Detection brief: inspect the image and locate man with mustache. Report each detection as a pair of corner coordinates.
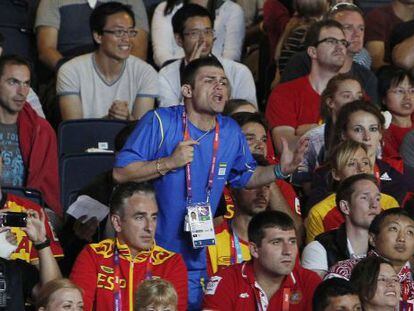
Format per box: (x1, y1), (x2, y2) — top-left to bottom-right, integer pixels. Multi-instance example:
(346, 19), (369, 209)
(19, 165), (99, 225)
(266, 19), (347, 152)
(203, 210), (321, 310)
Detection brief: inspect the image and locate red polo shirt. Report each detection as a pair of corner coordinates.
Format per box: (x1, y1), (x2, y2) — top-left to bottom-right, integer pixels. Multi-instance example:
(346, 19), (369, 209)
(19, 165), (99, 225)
(203, 261), (321, 311)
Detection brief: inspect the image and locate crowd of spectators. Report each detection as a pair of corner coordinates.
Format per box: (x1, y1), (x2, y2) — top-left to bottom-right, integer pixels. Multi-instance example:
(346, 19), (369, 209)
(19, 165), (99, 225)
(1, 0), (414, 310)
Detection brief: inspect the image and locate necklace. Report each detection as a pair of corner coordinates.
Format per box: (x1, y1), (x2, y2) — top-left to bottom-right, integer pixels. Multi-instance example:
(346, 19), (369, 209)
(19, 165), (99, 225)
(195, 128), (213, 142)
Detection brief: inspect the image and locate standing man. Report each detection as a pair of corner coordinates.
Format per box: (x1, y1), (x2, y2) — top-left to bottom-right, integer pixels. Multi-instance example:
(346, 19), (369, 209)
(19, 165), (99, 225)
(0, 55), (60, 216)
(266, 19), (347, 151)
(57, 2), (158, 121)
(70, 182), (188, 311)
(302, 174), (382, 277)
(158, 4), (257, 108)
(203, 211), (321, 310)
(113, 56), (307, 309)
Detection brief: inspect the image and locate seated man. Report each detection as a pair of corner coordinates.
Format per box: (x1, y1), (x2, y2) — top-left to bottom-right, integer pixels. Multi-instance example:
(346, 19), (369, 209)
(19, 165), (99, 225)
(35, 0), (148, 71)
(70, 182), (188, 311)
(158, 4), (257, 108)
(302, 174), (382, 277)
(207, 156), (273, 275)
(266, 20), (346, 151)
(327, 208), (414, 302)
(0, 55), (60, 215)
(0, 209), (62, 309)
(203, 210), (321, 310)
(313, 278), (361, 311)
(57, 2), (158, 121)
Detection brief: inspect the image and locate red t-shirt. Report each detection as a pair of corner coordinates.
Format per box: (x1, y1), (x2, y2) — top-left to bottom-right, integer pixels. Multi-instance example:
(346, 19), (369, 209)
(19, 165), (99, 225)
(266, 76), (321, 129)
(383, 123), (413, 159)
(203, 261), (321, 311)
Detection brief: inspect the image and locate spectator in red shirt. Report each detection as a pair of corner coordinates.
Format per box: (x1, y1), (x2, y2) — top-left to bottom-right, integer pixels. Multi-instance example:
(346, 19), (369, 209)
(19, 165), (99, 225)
(377, 66), (414, 160)
(203, 210), (321, 310)
(266, 19), (347, 152)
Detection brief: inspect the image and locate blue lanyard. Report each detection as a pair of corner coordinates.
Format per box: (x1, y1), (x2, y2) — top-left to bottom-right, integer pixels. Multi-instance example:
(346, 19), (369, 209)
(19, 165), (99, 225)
(230, 220), (243, 264)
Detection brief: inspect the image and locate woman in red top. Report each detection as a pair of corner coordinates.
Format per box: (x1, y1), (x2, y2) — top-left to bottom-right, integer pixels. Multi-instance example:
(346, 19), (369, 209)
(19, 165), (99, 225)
(377, 66), (414, 160)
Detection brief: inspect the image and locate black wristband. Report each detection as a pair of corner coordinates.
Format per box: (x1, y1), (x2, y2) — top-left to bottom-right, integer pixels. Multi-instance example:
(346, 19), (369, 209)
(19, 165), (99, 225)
(34, 238), (50, 251)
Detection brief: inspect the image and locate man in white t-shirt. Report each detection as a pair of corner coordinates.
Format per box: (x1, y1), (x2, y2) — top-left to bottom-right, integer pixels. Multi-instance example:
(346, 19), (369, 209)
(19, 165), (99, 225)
(301, 174), (382, 277)
(158, 4), (257, 108)
(57, 2), (158, 121)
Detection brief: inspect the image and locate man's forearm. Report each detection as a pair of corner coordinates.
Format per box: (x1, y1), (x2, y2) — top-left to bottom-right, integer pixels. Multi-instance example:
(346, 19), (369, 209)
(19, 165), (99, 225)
(246, 165), (277, 188)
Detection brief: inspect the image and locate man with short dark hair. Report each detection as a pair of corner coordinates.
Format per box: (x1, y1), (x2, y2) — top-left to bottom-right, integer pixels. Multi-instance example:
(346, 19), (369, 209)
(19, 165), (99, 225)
(158, 4), (257, 108)
(313, 278), (361, 311)
(70, 182), (188, 311)
(302, 174), (382, 277)
(266, 19), (347, 152)
(57, 2), (158, 121)
(113, 56), (307, 309)
(203, 210), (321, 310)
(0, 55), (60, 216)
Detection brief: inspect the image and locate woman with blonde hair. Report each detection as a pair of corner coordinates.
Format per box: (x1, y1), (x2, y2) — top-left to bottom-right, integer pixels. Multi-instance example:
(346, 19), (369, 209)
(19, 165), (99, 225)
(36, 278), (83, 311)
(135, 279), (178, 311)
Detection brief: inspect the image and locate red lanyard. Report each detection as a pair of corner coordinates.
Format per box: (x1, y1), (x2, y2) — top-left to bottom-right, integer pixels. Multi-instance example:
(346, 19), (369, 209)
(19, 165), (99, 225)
(113, 242), (153, 310)
(182, 111), (220, 204)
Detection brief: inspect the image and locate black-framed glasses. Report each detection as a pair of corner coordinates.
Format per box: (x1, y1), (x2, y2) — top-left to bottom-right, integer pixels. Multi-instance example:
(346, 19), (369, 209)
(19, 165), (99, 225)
(102, 29), (138, 38)
(315, 37), (349, 48)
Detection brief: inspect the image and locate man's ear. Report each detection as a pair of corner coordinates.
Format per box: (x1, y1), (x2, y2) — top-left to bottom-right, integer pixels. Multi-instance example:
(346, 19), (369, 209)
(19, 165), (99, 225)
(338, 199), (351, 216)
(249, 242), (259, 259)
(181, 84), (193, 99)
(307, 46), (317, 59)
(111, 214), (122, 233)
(93, 31), (102, 45)
(175, 33), (183, 48)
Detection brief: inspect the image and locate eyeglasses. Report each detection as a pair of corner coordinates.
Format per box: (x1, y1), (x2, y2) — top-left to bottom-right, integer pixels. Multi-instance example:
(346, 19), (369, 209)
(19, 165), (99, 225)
(315, 37), (350, 48)
(389, 88), (414, 96)
(102, 29), (138, 38)
(183, 28), (215, 39)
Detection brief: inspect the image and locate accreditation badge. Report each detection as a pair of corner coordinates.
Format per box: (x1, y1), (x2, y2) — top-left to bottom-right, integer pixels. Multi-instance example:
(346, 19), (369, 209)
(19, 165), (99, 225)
(186, 202), (216, 249)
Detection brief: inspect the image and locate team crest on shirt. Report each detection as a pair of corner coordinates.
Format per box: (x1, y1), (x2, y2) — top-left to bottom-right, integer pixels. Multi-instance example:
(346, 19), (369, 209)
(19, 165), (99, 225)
(289, 291), (302, 304)
(205, 276), (222, 295)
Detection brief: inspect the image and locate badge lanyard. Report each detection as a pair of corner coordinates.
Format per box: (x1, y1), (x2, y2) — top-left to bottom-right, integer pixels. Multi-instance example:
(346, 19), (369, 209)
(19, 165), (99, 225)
(113, 243), (153, 310)
(182, 111), (220, 204)
(229, 221), (243, 264)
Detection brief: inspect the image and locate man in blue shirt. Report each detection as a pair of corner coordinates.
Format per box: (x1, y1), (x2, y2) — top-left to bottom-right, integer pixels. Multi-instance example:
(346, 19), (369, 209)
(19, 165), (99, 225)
(113, 56), (307, 309)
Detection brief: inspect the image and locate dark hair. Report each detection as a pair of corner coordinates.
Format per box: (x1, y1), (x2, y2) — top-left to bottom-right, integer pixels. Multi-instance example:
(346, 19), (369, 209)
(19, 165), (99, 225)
(115, 121), (137, 152)
(0, 32), (4, 47)
(248, 211), (295, 246)
(350, 256), (391, 305)
(90, 2), (135, 35)
(231, 112), (269, 132)
(313, 278), (359, 311)
(369, 208), (413, 236)
(305, 19), (344, 47)
(172, 3), (214, 36)
(377, 65), (414, 107)
(223, 99), (256, 116)
(110, 182), (155, 216)
(320, 73), (361, 120)
(335, 173), (378, 208)
(0, 54), (31, 79)
(328, 2), (363, 19)
(330, 99), (384, 153)
(181, 56), (224, 87)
